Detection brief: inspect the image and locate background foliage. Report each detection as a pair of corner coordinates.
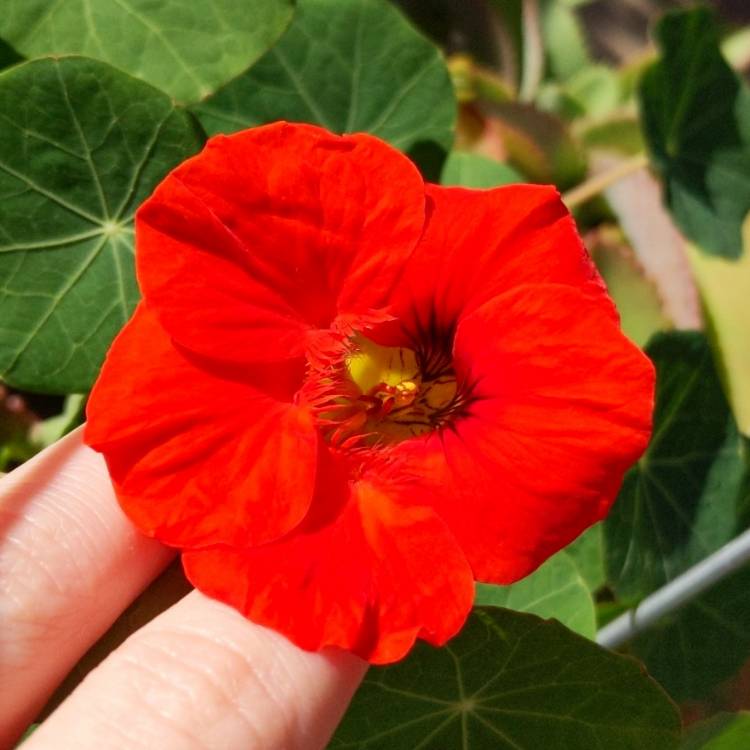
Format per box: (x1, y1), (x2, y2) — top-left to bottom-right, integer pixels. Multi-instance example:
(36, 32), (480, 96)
(1, 0), (749, 747)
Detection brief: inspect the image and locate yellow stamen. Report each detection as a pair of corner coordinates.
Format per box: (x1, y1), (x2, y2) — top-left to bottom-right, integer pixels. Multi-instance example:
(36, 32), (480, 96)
(346, 335), (421, 392)
(344, 334), (459, 442)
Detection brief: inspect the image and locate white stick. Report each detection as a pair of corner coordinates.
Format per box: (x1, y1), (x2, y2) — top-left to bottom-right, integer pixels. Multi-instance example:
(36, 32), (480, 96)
(596, 526), (750, 649)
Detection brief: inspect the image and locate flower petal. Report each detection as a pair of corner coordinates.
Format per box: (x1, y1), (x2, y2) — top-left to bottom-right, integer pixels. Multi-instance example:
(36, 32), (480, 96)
(183, 476), (474, 664)
(398, 284), (654, 583)
(137, 122), (427, 363)
(391, 183), (613, 334)
(85, 305), (318, 548)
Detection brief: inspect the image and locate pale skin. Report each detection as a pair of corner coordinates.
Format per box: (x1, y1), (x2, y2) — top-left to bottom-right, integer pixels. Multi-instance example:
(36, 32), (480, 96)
(0, 429), (367, 750)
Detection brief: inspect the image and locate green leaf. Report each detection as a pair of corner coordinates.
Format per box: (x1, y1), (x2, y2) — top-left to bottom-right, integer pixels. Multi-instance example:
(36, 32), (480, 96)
(564, 524), (606, 593)
(604, 331), (750, 701)
(605, 332), (748, 599)
(596, 600), (635, 630)
(15, 723), (39, 746)
(0, 388), (36, 472)
(640, 8), (750, 259)
(631, 563), (750, 702)
(590, 237), (670, 348)
(686, 216), (750, 437)
(535, 82), (587, 121)
(564, 64), (623, 118)
(194, 0), (456, 152)
(682, 712), (750, 750)
(475, 552), (596, 638)
(30, 394), (86, 447)
(440, 152), (521, 188)
(0, 57), (203, 393)
(330, 608), (681, 750)
(722, 28), (750, 72)
(0, 0), (293, 104)
(0, 37), (22, 70)
(580, 117), (644, 156)
(541, 0), (590, 82)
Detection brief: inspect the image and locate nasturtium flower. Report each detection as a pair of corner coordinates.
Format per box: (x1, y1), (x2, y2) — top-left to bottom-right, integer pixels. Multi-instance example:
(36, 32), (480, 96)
(85, 122), (654, 664)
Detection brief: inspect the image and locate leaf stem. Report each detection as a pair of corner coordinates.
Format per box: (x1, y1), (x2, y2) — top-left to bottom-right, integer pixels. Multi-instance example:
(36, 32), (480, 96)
(563, 152), (650, 210)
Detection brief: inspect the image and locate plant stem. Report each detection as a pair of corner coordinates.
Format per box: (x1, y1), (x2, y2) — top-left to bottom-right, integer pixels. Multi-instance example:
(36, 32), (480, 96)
(563, 152), (650, 210)
(519, 0), (544, 102)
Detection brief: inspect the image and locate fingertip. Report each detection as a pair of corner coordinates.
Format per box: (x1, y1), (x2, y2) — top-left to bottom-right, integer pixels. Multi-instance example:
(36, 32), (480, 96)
(27, 591), (367, 750)
(0, 428), (172, 746)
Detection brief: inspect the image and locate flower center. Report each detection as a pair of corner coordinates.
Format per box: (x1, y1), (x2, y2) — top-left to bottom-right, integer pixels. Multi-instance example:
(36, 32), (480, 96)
(346, 335), (459, 442)
(302, 330), (463, 448)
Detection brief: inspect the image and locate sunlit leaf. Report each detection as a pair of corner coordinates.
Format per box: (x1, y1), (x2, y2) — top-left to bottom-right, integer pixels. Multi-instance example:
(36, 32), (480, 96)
(682, 712), (750, 750)
(565, 524), (606, 593)
(564, 64), (623, 118)
(0, 0), (293, 103)
(0, 57), (203, 393)
(589, 233), (670, 348)
(640, 8), (750, 259)
(685, 212), (750, 437)
(541, 0), (590, 82)
(475, 552), (595, 638)
(722, 28), (750, 73)
(30, 394), (86, 447)
(194, 0), (456, 152)
(440, 151), (521, 188)
(330, 608), (680, 749)
(580, 117), (644, 156)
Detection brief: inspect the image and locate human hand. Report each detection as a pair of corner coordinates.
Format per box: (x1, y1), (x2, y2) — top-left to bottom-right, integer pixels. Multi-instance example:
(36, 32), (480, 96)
(0, 429), (366, 749)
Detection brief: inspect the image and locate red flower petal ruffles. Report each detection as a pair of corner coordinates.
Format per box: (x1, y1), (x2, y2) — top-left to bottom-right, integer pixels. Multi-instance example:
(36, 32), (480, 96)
(183, 479), (474, 664)
(85, 122), (654, 663)
(86, 305), (318, 547)
(136, 122), (426, 364)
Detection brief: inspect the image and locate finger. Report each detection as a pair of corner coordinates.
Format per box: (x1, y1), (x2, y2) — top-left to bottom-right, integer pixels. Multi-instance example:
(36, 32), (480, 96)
(0, 428), (173, 746)
(26, 590), (367, 750)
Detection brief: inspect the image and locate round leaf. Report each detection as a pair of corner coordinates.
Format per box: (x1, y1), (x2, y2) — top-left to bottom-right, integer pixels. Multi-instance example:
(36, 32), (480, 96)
(564, 524), (606, 593)
(330, 607), (681, 749)
(0, 57), (203, 393)
(194, 0), (456, 152)
(0, 0), (294, 103)
(640, 8), (750, 259)
(631, 564), (750, 702)
(686, 213), (750, 438)
(604, 331), (750, 701)
(440, 152), (522, 188)
(605, 332), (748, 599)
(475, 552), (596, 638)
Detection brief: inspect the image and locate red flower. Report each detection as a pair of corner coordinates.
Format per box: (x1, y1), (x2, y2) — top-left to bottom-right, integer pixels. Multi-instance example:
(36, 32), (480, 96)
(85, 122), (654, 664)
